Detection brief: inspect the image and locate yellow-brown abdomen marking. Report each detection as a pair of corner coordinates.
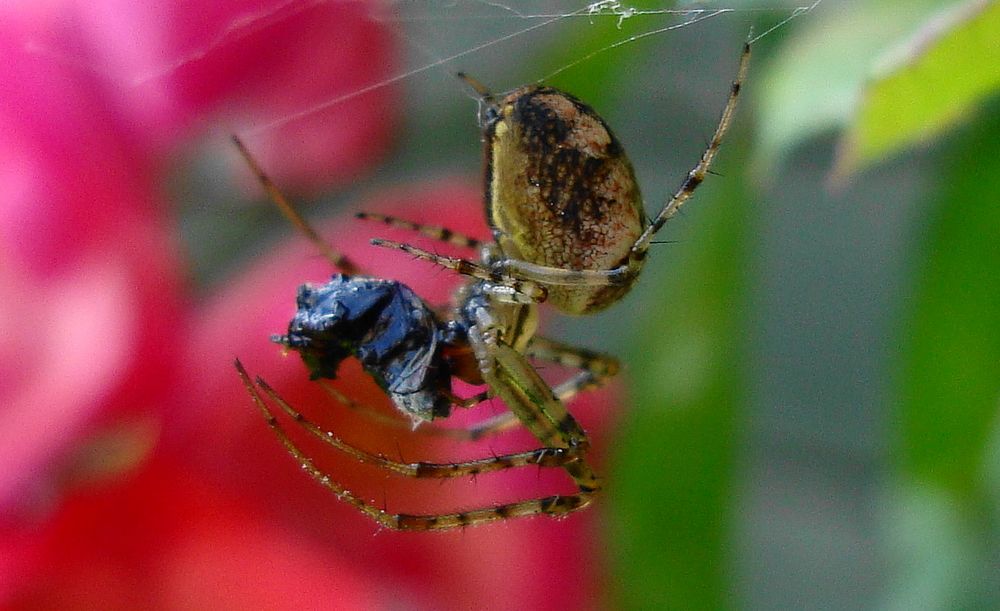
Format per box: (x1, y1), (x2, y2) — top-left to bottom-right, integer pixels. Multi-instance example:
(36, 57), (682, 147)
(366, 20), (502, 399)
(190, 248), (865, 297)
(485, 86), (645, 314)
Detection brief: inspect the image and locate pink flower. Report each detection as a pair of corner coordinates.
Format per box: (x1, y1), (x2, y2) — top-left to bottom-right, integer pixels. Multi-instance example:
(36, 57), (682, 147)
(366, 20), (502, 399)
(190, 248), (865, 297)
(0, 10), (185, 517)
(30, 0), (398, 188)
(1, 0), (397, 515)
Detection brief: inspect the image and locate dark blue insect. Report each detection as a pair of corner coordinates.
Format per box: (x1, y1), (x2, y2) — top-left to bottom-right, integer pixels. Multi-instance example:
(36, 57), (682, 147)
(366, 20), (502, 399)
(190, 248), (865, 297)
(273, 274), (476, 423)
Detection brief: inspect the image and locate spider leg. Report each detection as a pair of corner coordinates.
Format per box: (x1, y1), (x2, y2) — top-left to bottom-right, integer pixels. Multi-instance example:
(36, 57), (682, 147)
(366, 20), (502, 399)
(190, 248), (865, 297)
(481, 41), (751, 290)
(628, 41), (750, 265)
(370, 238), (546, 304)
(468, 322), (603, 499)
(238, 361), (581, 475)
(231, 135), (361, 275)
(355, 212), (485, 250)
(236, 359), (593, 530)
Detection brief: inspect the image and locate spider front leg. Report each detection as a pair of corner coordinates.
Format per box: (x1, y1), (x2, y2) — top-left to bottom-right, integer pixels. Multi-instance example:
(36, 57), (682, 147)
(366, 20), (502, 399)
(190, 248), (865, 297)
(627, 40), (750, 264)
(369, 238), (548, 305)
(355, 212), (486, 250)
(238, 361), (581, 476)
(232, 135), (362, 275)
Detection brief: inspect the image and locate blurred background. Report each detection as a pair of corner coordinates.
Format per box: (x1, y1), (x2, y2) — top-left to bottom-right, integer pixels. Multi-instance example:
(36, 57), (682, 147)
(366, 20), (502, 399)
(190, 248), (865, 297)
(3, 0), (999, 609)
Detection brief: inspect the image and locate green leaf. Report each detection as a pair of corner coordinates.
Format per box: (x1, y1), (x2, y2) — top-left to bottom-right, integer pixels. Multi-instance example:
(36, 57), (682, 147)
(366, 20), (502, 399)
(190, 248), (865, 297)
(887, 80), (1000, 611)
(754, 0), (946, 176)
(835, 0), (1000, 177)
(609, 142), (749, 609)
(896, 103), (1000, 499)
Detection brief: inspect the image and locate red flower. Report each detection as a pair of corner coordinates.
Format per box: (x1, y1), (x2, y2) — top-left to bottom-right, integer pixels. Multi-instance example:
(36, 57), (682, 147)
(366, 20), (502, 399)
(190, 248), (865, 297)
(41, 0), (398, 187)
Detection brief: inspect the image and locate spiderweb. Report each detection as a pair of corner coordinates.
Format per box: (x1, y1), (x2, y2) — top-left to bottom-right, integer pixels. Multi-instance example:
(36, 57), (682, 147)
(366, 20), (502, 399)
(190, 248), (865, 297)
(147, 0), (821, 286)
(239, 0), (822, 137)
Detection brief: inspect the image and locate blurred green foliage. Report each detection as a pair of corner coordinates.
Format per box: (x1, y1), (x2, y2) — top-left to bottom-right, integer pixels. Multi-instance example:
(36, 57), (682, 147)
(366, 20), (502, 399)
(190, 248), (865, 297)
(605, 0), (1000, 608)
(888, 88), (1000, 611)
(610, 140), (750, 609)
(837, 0), (1000, 177)
(753, 0), (945, 176)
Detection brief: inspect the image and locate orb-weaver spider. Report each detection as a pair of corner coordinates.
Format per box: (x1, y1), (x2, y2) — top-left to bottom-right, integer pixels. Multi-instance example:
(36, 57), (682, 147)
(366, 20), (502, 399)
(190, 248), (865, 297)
(234, 41), (749, 531)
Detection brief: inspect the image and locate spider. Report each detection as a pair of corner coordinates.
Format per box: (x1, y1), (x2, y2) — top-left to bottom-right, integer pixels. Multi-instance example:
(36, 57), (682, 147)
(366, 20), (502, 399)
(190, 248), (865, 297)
(234, 41), (750, 531)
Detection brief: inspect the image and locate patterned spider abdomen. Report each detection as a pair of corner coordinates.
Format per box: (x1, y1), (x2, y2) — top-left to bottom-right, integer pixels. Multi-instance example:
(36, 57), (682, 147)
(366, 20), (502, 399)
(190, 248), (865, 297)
(273, 274), (453, 422)
(484, 85), (646, 314)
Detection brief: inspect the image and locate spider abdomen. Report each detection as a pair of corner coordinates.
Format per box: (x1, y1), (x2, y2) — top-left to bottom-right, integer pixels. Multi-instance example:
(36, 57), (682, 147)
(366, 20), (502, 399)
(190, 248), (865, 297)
(485, 86), (646, 314)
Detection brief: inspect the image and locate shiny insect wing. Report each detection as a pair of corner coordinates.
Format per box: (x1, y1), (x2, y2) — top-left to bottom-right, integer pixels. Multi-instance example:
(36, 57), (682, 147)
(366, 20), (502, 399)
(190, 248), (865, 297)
(484, 85), (646, 314)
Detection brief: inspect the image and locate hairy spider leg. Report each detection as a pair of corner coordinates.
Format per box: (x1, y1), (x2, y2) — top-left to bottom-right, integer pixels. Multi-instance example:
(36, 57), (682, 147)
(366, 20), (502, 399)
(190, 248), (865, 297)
(355, 212), (486, 250)
(630, 41), (751, 261)
(369, 238), (546, 304)
(372, 42), (751, 299)
(238, 360), (583, 476)
(231, 135), (361, 275)
(234, 136), (489, 273)
(236, 359), (590, 530)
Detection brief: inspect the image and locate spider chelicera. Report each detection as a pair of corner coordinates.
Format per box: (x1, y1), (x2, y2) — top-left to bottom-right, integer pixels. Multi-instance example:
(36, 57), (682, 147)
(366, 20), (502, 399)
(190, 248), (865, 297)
(234, 41), (750, 531)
